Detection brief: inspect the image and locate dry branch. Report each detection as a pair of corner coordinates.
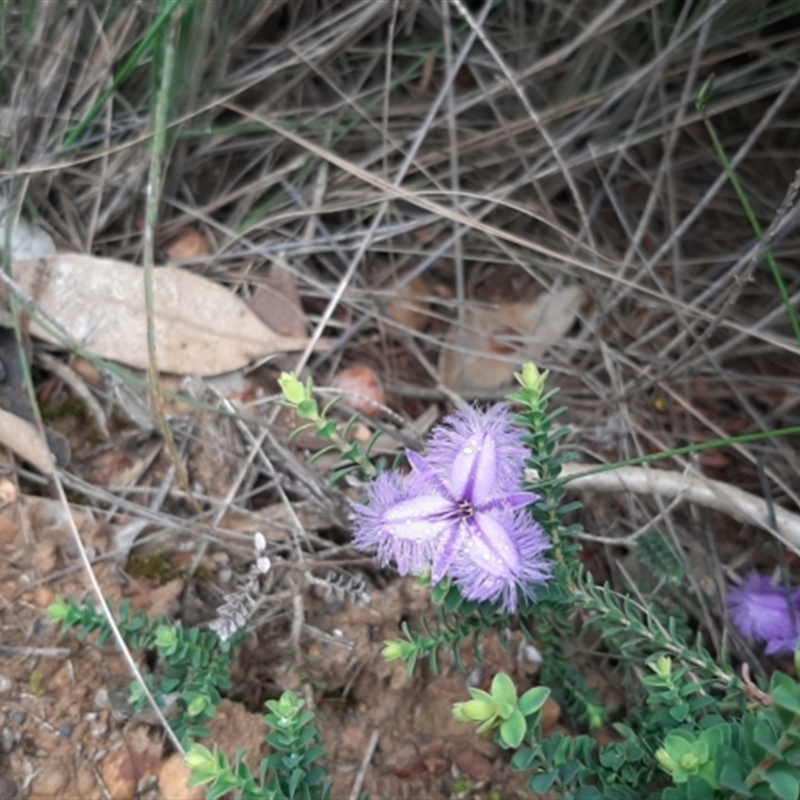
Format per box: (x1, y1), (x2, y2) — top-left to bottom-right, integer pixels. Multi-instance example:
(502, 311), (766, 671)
(557, 463), (800, 555)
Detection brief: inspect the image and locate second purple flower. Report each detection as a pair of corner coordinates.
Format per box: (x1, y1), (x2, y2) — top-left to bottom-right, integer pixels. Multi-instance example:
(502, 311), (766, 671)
(728, 572), (800, 656)
(351, 404), (551, 612)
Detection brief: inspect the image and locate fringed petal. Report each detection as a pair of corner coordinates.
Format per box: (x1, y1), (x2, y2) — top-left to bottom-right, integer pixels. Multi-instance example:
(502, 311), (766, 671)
(450, 511), (551, 613)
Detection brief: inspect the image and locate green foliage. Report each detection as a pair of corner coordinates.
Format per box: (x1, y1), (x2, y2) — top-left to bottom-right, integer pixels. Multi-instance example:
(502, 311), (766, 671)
(278, 371), (379, 481)
(63, 0), (184, 147)
(697, 82), (800, 349)
(452, 673), (550, 749)
(507, 649), (800, 799)
(186, 690), (331, 800)
(635, 530), (688, 588)
(50, 597), (332, 798)
(49, 595), (241, 744)
(50, 363), (800, 799)
(376, 363), (800, 799)
(381, 573), (526, 677)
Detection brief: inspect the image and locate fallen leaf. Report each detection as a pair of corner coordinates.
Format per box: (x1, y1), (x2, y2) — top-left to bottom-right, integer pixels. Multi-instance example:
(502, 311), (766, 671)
(385, 273), (430, 332)
(12, 254), (324, 376)
(439, 286), (586, 391)
(330, 364), (386, 417)
(68, 355), (103, 386)
(246, 263), (307, 338)
(0, 408), (54, 473)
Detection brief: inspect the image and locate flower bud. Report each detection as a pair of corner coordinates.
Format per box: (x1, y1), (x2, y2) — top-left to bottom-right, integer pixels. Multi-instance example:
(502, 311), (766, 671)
(655, 747), (678, 774)
(453, 698), (496, 723)
(278, 372), (307, 404)
(382, 640), (414, 661)
(516, 362), (548, 395)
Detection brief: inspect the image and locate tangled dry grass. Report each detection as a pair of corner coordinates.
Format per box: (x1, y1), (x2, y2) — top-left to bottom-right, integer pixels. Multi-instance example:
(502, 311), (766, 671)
(1, 1), (800, 796)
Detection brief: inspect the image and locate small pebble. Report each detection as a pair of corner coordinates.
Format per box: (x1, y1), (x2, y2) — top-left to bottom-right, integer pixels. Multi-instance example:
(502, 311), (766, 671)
(217, 567), (233, 586)
(10, 712), (25, 725)
(90, 720), (108, 739)
(0, 774), (18, 799)
(1, 728), (15, 754)
(33, 586), (54, 608)
(63, 538), (80, 559)
(57, 723), (74, 738)
(520, 642), (543, 665)
(0, 676), (12, 694)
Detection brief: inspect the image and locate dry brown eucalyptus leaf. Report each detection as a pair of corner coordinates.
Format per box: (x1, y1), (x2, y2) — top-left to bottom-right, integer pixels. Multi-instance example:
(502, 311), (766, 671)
(439, 285), (586, 391)
(330, 364), (386, 417)
(385, 274), (430, 332)
(0, 408), (54, 473)
(12, 254), (324, 376)
(246, 264), (307, 339)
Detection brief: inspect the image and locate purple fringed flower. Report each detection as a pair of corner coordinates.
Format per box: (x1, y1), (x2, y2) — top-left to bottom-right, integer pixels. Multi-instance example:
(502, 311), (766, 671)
(351, 404), (551, 612)
(728, 572), (800, 656)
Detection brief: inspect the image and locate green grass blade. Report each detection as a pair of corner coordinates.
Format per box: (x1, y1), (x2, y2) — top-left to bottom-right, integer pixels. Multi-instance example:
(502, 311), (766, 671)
(63, 0), (182, 148)
(697, 81), (800, 347)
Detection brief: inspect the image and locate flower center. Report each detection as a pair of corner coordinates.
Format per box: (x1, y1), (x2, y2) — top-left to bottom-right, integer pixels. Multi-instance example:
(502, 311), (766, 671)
(457, 499), (475, 519)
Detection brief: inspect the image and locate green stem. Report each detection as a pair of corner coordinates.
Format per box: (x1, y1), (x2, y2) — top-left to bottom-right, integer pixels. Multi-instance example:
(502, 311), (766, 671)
(698, 87), (800, 347)
(64, 0), (183, 148)
(554, 424), (800, 489)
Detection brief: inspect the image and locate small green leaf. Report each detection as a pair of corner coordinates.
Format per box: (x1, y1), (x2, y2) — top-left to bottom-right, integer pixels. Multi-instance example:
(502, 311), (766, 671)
(316, 419), (337, 439)
(771, 677), (800, 718)
(696, 76), (714, 111)
(490, 673), (518, 706)
(155, 624), (178, 651)
(185, 743), (215, 772)
(510, 747), (536, 772)
(669, 702), (689, 722)
(499, 710), (527, 749)
(650, 655), (673, 679)
(719, 762), (751, 797)
(296, 399), (319, 420)
(187, 694), (210, 717)
(685, 774), (714, 800)
(519, 686), (550, 716)
(514, 363), (548, 395)
(530, 771), (557, 793)
(753, 720), (782, 758)
(763, 763), (800, 800)
(206, 774), (239, 800)
(47, 599), (70, 621)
